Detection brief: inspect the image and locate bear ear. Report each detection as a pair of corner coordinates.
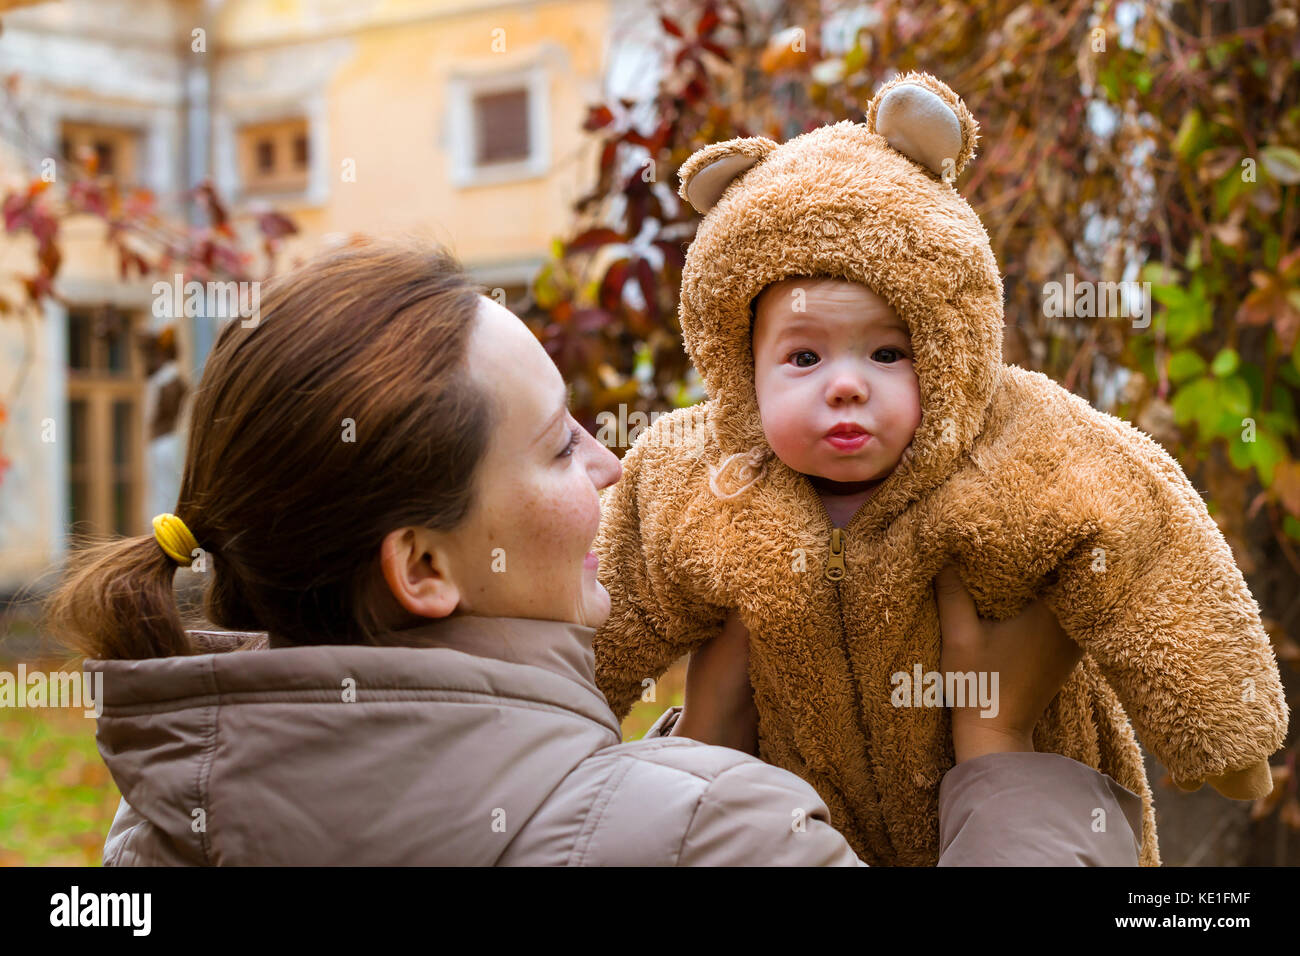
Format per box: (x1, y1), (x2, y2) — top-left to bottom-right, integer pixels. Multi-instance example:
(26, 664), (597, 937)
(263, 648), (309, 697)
(865, 72), (979, 181)
(678, 136), (778, 214)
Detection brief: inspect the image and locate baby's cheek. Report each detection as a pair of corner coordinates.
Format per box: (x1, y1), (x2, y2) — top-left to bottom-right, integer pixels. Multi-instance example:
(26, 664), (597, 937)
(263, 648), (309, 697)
(898, 372), (923, 432)
(763, 407), (813, 465)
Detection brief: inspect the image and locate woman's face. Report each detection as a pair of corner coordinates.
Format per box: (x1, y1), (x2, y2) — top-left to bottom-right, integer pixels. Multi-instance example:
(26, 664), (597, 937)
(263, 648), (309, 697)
(388, 296), (623, 629)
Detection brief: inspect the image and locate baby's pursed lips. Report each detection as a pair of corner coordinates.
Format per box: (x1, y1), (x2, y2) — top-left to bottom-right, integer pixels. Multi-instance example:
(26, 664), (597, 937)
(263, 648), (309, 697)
(826, 421), (870, 436)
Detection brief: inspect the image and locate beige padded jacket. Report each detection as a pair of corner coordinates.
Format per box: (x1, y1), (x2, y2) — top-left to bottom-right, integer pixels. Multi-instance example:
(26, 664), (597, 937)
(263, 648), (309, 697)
(87, 614), (1143, 866)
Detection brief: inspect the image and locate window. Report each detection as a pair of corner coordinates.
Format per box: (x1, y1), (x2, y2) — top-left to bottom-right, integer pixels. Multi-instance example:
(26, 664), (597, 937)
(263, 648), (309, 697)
(473, 88), (530, 165)
(449, 66), (549, 187)
(65, 306), (146, 538)
(60, 121), (139, 184)
(237, 118), (310, 195)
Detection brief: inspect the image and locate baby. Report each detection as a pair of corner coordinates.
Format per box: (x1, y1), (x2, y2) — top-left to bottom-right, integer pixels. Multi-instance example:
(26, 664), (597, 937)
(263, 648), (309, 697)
(751, 277), (920, 529)
(591, 72), (1287, 865)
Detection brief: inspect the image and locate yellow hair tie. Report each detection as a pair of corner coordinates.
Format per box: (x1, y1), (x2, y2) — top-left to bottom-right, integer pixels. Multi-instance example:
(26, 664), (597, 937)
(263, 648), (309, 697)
(152, 513), (199, 566)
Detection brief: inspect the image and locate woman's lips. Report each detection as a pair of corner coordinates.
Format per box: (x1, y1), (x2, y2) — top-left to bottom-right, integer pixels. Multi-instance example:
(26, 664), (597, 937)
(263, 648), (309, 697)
(585, 551), (599, 569)
(825, 431), (871, 452)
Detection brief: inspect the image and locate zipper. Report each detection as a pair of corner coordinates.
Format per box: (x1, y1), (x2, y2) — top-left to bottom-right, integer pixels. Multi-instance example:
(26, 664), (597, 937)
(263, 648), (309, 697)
(809, 482), (898, 861)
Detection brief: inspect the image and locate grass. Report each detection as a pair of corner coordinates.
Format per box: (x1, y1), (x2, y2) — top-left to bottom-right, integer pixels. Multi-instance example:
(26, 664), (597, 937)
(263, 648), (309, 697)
(619, 655), (689, 739)
(0, 662), (122, 866)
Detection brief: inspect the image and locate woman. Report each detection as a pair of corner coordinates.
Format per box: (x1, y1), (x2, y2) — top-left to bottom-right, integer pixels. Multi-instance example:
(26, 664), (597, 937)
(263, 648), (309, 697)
(46, 239), (1143, 865)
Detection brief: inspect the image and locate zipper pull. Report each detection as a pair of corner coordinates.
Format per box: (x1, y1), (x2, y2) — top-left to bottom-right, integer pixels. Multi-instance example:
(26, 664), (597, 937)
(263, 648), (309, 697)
(825, 528), (846, 581)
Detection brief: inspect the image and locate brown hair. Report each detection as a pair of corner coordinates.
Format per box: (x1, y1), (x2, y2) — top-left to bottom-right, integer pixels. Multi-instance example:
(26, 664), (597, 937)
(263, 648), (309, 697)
(43, 237), (495, 660)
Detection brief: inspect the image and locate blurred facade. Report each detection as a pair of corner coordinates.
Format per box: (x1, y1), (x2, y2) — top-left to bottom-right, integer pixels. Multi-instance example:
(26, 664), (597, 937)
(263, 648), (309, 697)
(0, 0), (634, 592)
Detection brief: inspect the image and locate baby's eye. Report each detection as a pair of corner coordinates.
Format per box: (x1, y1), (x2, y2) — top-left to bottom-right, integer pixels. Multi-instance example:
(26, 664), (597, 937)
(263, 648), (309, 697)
(788, 350), (819, 368)
(873, 347), (907, 364)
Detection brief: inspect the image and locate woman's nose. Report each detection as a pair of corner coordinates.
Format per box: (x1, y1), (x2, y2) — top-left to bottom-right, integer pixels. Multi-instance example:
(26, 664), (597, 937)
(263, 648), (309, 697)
(588, 430), (623, 490)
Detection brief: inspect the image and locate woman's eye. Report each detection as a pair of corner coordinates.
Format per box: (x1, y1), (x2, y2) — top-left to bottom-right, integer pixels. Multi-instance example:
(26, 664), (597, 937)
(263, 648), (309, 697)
(873, 347), (906, 364)
(558, 425), (582, 458)
(789, 350), (819, 368)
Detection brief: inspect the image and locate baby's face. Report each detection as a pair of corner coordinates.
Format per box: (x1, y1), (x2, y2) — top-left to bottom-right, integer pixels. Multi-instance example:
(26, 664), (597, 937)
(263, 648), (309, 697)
(752, 277), (921, 488)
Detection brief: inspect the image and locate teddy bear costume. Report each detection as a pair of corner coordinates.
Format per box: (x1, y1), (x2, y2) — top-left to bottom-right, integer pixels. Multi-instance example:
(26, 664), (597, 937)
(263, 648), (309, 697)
(591, 72), (1289, 866)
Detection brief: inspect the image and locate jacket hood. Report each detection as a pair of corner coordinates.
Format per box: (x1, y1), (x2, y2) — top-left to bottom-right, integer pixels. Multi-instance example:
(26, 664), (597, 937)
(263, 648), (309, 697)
(676, 72), (1004, 522)
(87, 615), (621, 865)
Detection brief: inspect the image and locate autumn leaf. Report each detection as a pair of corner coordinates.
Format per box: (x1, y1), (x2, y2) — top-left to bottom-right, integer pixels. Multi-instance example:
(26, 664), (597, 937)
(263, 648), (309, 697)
(1271, 460), (1300, 516)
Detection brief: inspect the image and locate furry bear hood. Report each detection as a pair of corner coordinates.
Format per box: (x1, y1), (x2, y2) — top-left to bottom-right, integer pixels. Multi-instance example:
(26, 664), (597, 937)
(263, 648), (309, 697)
(677, 72), (1005, 514)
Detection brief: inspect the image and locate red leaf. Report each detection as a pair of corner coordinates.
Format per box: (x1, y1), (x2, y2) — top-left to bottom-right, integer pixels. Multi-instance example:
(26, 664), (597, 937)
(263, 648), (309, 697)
(682, 76), (707, 104)
(599, 259), (631, 312)
(660, 15), (685, 38)
(700, 40), (731, 62)
(258, 210), (298, 240)
(573, 308), (613, 333)
(653, 239), (686, 271)
(583, 104), (615, 132)
(633, 258), (659, 326)
(697, 8), (720, 36)
(599, 140), (618, 175)
(193, 181), (229, 230)
(567, 228), (626, 252)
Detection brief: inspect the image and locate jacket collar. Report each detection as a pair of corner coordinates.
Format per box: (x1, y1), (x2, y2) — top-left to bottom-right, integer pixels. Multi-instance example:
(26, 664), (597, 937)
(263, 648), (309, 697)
(240, 614), (610, 724)
(371, 614), (607, 705)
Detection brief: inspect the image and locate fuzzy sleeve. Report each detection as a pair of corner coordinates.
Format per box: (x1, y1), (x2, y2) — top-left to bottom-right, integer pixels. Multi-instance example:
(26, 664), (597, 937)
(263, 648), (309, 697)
(1042, 429), (1289, 798)
(591, 418), (726, 723)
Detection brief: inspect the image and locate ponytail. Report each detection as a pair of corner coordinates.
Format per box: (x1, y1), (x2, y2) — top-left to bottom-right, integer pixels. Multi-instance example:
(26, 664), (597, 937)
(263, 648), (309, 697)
(43, 534), (192, 661)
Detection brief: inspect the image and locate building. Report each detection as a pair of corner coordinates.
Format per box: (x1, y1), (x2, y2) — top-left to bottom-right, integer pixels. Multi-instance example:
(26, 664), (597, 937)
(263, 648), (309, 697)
(0, 0), (638, 593)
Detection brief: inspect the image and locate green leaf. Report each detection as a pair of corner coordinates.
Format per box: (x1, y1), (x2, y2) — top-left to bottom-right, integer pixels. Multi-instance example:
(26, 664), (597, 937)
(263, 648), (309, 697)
(1229, 435), (1254, 470)
(1253, 429), (1287, 485)
(1284, 515), (1300, 542)
(843, 43), (866, 74)
(1281, 358), (1300, 389)
(1261, 145), (1300, 185)
(1214, 173), (1247, 217)
(1215, 407), (1247, 439)
(1220, 375), (1253, 417)
(1141, 262), (1182, 286)
(1262, 410), (1296, 437)
(1210, 348), (1239, 376)
(1162, 295), (1212, 346)
(1170, 377), (1216, 427)
(1173, 110), (1206, 160)
(1168, 349), (1207, 382)
(1242, 361), (1266, 407)
(1273, 382), (1296, 421)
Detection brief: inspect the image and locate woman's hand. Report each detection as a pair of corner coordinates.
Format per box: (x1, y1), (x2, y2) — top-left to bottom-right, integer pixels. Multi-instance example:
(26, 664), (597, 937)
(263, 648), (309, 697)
(934, 565), (1082, 764)
(672, 610), (760, 754)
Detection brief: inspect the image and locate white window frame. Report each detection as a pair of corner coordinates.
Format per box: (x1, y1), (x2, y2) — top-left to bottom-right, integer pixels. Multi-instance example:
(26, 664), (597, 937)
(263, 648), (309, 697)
(447, 63), (550, 188)
(37, 97), (176, 197)
(213, 95), (330, 208)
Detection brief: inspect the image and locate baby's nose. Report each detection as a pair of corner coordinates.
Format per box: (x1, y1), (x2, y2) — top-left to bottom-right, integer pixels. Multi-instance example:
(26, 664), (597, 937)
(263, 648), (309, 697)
(827, 373), (870, 402)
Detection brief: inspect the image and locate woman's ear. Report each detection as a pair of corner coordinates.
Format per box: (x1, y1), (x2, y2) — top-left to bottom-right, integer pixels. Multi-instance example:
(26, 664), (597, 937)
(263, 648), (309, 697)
(380, 527), (461, 620)
(678, 136), (778, 214)
(865, 71), (979, 182)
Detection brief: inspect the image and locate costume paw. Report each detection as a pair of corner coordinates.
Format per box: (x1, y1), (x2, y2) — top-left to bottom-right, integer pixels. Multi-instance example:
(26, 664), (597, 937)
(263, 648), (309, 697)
(1172, 758), (1274, 800)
